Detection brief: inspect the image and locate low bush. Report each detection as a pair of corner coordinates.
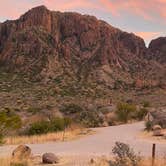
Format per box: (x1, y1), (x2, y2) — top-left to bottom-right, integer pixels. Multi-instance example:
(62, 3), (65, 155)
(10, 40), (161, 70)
(110, 142), (141, 166)
(116, 103), (137, 123)
(0, 108), (22, 142)
(27, 117), (72, 135)
(0, 108), (22, 128)
(142, 101), (150, 108)
(60, 103), (84, 115)
(136, 108), (148, 120)
(77, 110), (103, 127)
(145, 121), (153, 131)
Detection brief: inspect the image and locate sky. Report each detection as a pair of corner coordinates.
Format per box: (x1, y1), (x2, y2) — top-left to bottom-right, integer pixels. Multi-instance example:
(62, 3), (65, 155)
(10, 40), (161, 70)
(0, 0), (165, 46)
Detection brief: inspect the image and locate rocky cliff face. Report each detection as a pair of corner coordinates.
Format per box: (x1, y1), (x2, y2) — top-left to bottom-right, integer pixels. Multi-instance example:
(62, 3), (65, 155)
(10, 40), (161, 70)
(148, 37), (166, 64)
(0, 6), (165, 89)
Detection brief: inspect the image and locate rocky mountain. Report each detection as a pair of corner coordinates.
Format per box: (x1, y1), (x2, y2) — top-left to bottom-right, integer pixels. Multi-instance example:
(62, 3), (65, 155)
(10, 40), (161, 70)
(0, 5), (165, 90)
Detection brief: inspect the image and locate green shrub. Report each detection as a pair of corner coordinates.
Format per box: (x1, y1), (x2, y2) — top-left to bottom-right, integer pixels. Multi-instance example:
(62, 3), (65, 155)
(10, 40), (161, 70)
(116, 103), (137, 123)
(145, 121), (153, 131)
(110, 142), (141, 166)
(136, 108), (148, 120)
(142, 101), (150, 107)
(0, 109), (22, 134)
(60, 103), (84, 115)
(27, 117), (72, 135)
(0, 109), (22, 144)
(0, 134), (4, 144)
(78, 110), (103, 127)
(27, 121), (50, 135)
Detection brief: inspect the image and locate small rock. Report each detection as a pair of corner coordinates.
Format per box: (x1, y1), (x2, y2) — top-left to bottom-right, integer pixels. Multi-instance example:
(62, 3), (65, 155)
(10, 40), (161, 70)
(12, 145), (31, 160)
(42, 153), (59, 164)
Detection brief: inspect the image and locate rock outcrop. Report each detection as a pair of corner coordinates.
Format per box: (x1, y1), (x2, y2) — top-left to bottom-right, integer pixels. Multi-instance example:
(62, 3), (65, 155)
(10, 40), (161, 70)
(0, 6), (165, 89)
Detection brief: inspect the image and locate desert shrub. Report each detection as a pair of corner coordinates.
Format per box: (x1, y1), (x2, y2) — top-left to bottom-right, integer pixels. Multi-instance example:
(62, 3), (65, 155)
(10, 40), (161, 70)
(142, 101), (150, 107)
(0, 109), (22, 134)
(110, 142), (141, 166)
(60, 103), (84, 115)
(0, 109), (22, 144)
(136, 108), (148, 120)
(78, 110), (103, 127)
(0, 134), (4, 144)
(145, 121), (153, 131)
(27, 117), (72, 135)
(27, 121), (50, 135)
(116, 103), (137, 123)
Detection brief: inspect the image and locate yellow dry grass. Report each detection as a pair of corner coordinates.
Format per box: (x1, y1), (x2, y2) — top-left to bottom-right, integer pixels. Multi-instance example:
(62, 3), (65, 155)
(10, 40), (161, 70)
(139, 129), (166, 144)
(0, 157), (32, 166)
(4, 128), (93, 145)
(0, 156), (165, 166)
(139, 158), (166, 166)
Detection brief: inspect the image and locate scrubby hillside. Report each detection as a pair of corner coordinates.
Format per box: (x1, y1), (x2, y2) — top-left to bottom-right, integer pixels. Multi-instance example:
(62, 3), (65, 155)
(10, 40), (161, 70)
(0, 6), (165, 131)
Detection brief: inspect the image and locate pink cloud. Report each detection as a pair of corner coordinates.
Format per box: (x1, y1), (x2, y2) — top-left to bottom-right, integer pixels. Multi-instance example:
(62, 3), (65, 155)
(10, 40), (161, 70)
(135, 31), (162, 44)
(0, 0), (42, 19)
(43, 0), (102, 12)
(0, 0), (166, 23)
(99, 0), (166, 21)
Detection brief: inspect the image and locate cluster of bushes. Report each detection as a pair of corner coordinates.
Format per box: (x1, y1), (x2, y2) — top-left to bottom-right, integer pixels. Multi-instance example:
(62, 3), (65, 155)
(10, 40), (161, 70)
(0, 108), (22, 143)
(60, 103), (103, 127)
(27, 117), (71, 135)
(115, 102), (148, 123)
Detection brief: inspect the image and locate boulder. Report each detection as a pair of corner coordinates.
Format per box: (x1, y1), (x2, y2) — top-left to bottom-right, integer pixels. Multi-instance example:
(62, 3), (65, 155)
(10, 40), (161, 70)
(152, 125), (162, 130)
(12, 145), (31, 160)
(152, 125), (163, 136)
(42, 153), (59, 164)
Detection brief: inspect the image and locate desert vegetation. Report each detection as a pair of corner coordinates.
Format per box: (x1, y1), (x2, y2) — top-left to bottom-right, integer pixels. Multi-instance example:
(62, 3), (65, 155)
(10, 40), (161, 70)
(0, 142), (165, 166)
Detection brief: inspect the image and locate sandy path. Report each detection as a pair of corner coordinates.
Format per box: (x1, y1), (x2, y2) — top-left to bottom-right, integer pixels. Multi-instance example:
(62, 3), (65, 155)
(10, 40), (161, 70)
(0, 122), (165, 158)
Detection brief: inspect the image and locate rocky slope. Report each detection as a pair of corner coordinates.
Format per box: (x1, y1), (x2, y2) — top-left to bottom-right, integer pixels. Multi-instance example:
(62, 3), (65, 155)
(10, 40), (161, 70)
(0, 6), (165, 96)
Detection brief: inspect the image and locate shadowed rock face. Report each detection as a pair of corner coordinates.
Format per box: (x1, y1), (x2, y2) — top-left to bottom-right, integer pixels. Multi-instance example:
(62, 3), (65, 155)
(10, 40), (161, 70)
(0, 6), (165, 88)
(148, 37), (166, 64)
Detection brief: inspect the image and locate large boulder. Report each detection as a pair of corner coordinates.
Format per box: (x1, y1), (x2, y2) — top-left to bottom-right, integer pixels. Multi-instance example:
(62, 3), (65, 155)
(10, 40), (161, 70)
(42, 153), (59, 164)
(12, 145), (31, 160)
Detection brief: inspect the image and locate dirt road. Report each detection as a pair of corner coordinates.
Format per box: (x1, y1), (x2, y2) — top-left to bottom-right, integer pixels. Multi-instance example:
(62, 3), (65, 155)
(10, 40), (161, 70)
(0, 122), (165, 157)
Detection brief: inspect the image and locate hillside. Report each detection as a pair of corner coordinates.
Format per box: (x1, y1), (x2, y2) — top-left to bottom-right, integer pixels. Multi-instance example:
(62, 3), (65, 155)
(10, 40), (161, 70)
(0, 6), (165, 127)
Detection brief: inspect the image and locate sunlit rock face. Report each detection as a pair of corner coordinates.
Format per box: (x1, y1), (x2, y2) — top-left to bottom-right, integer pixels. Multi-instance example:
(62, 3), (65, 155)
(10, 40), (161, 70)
(0, 6), (165, 88)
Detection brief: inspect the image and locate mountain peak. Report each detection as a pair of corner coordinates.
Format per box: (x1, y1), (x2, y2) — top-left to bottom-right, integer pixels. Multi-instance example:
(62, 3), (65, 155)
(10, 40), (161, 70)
(26, 5), (48, 13)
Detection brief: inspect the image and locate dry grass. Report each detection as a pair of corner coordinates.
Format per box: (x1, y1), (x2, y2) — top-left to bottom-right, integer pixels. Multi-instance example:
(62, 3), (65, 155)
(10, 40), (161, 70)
(139, 158), (166, 166)
(0, 157), (32, 166)
(0, 156), (166, 166)
(139, 130), (166, 144)
(4, 128), (93, 145)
